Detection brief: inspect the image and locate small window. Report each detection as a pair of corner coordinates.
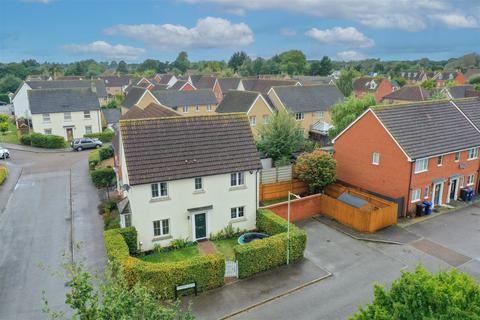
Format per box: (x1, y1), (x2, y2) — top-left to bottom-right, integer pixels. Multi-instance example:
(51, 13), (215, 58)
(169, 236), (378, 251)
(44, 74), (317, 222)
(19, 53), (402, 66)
(153, 219), (169, 236)
(424, 186), (430, 199)
(437, 156), (443, 166)
(230, 172), (245, 187)
(44, 129), (52, 135)
(372, 152), (380, 165)
(295, 112), (304, 121)
(415, 158), (428, 173)
(206, 105), (212, 112)
(151, 183), (159, 198)
(85, 126), (92, 134)
(64, 112), (72, 121)
(249, 116), (256, 126)
(151, 182), (168, 198)
(195, 105), (200, 112)
(124, 214), (132, 227)
(454, 152), (460, 162)
(194, 177), (203, 190)
(230, 206), (245, 219)
(411, 189), (421, 203)
(460, 176), (465, 187)
(182, 106), (189, 113)
(467, 174), (475, 186)
(42, 113), (51, 122)
(83, 111), (91, 119)
(262, 115), (269, 124)
(468, 148), (478, 160)
(314, 111), (324, 118)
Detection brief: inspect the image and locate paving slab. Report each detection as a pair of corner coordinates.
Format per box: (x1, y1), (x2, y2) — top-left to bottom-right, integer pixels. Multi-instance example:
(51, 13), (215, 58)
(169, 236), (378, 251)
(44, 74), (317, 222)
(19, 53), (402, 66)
(410, 238), (471, 267)
(458, 259), (480, 282)
(183, 258), (330, 320)
(315, 215), (420, 244)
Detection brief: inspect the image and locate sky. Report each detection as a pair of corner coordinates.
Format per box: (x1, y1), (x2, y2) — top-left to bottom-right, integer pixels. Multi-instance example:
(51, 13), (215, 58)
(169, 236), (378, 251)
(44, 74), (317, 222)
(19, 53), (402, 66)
(1, 0), (480, 63)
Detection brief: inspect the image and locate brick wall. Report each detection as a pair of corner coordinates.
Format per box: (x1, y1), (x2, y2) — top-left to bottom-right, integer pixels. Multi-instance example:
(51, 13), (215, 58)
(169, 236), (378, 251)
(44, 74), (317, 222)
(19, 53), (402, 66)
(264, 194), (322, 222)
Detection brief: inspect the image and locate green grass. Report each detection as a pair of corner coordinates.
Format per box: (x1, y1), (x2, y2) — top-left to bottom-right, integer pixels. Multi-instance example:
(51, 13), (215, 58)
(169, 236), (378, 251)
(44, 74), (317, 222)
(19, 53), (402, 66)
(0, 122), (20, 144)
(261, 197), (289, 206)
(140, 245), (200, 263)
(213, 238), (239, 260)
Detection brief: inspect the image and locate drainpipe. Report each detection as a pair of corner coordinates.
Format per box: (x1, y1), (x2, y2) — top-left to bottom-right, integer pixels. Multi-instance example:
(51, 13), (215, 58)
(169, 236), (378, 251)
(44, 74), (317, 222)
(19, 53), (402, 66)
(406, 161), (414, 217)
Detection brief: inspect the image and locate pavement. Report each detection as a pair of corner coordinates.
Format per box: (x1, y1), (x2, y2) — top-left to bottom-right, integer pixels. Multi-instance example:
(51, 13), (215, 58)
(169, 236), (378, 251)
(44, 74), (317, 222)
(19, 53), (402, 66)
(1, 142), (72, 153)
(0, 149), (106, 319)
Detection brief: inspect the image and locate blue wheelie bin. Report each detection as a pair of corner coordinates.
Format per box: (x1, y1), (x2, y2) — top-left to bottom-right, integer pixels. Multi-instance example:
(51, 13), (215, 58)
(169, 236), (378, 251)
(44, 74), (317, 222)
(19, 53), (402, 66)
(467, 188), (474, 201)
(423, 201), (432, 215)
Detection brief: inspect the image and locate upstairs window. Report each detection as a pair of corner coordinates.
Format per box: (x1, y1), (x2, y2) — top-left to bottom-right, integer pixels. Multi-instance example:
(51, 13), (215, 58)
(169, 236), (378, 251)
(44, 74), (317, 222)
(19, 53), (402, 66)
(206, 105), (212, 112)
(64, 112), (72, 121)
(194, 177), (203, 190)
(415, 158), (428, 173)
(262, 115), (269, 124)
(454, 152), (460, 162)
(151, 182), (168, 198)
(42, 113), (51, 123)
(182, 106), (189, 113)
(295, 112), (304, 121)
(83, 111), (91, 119)
(314, 111), (324, 118)
(230, 172), (245, 187)
(468, 148), (478, 160)
(372, 152), (380, 165)
(437, 156), (443, 166)
(249, 116), (256, 126)
(195, 105), (200, 112)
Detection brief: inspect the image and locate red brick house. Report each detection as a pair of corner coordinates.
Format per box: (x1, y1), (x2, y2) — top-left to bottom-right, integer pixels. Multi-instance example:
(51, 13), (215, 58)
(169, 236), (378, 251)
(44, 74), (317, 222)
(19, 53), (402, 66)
(353, 77), (393, 102)
(168, 80), (196, 91)
(430, 71), (466, 87)
(333, 97), (480, 217)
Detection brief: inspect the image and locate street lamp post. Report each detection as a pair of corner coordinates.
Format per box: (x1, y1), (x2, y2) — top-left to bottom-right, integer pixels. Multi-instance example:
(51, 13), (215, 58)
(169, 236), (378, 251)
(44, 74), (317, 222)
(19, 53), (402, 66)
(287, 191), (301, 265)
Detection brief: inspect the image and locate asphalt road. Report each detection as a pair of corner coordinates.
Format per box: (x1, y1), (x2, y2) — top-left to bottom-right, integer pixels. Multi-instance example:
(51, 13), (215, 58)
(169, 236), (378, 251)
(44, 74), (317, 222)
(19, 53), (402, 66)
(0, 149), (106, 319)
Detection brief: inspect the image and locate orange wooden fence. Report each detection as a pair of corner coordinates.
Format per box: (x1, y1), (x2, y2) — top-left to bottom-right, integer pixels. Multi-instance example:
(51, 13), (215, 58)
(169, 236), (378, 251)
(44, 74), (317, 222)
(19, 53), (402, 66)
(259, 179), (308, 201)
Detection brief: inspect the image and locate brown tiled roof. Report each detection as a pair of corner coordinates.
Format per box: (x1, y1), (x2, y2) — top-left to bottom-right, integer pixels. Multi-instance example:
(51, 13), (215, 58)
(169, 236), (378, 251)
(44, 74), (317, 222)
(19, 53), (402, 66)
(383, 86), (430, 101)
(121, 103), (180, 120)
(120, 113), (261, 185)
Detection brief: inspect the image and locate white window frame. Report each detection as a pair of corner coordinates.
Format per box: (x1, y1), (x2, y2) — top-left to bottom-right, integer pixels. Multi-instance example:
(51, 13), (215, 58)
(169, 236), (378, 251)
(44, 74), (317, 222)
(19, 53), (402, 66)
(424, 186), (429, 199)
(415, 158), (428, 173)
(194, 177), (203, 191)
(467, 174), (475, 186)
(411, 189), (421, 203)
(42, 113), (51, 123)
(206, 105), (212, 112)
(64, 112), (72, 121)
(249, 116), (256, 126)
(151, 182), (168, 198)
(85, 125), (92, 135)
(437, 155), (443, 166)
(454, 152), (460, 162)
(467, 148), (478, 160)
(262, 115), (269, 124)
(195, 105), (200, 112)
(372, 152), (380, 165)
(182, 106), (189, 113)
(83, 111), (91, 119)
(230, 206), (245, 219)
(153, 219), (170, 237)
(314, 111), (324, 118)
(44, 129), (52, 135)
(295, 112), (304, 121)
(230, 172), (245, 187)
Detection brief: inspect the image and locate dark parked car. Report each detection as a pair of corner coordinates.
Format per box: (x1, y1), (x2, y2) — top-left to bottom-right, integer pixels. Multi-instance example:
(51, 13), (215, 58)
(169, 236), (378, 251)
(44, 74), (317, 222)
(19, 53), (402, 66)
(71, 138), (102, 151)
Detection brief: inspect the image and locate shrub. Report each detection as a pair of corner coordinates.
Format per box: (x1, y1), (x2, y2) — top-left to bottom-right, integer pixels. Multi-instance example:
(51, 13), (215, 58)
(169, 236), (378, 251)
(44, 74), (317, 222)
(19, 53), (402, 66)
(0, 94), (9, 104)
(99, 146), (114, 161)
(210, 225), (242, 240)
(85, 129), (114, 143)
(0, 166), (7, 185)
(90, 168), (116, 189)
(88, 149), (101, 170)
(234, 209), (307, 278)
(0, 122), (8, 134)
(295, 150), (336, 193)
(20, 132), (66, 149)
(0, 114), (9, 123)
(103, 212), (120, 230)
(117, 227), (138, 254)
(170, 238), (194, 250)
(104, 229), (130, 263)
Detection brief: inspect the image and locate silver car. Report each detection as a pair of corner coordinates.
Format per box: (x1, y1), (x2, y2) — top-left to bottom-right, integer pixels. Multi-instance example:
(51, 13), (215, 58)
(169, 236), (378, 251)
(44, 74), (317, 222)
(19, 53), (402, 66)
(0, 147), (9, 159)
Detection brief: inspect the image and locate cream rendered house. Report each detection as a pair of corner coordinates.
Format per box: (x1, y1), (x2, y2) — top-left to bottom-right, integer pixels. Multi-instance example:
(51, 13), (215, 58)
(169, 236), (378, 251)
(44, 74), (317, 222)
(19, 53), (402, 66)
(28, 88), (102, 141)
(118, 113), (261, 251)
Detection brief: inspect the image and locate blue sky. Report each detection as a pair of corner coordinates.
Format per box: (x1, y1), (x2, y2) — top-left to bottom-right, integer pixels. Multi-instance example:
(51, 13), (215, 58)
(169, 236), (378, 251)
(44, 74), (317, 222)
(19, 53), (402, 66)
(2, 0), (480, 63)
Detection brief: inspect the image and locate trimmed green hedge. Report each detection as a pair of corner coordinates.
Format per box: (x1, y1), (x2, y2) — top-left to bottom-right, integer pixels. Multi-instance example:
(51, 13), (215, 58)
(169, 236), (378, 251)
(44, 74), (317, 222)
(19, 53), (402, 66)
(234, 209), (307, 278)
(20, 132), (66, 149)
(90, 167), (116, 188)
(88, 149), (101, 170)
(85, 129), (114, 143)
(104, 227), (225, 299)
(99, 146), (114, 160)
(0, 166), (7, 185)
(117, 227), (138, 254)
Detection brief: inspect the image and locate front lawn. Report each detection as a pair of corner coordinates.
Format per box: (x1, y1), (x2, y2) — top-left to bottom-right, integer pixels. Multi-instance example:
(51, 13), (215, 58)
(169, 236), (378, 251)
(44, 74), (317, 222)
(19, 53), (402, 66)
(213, 238), (239, 260)
(262, 197), (289, 206)
(0, 122), (20, 144)
(140, 245), (201, 263)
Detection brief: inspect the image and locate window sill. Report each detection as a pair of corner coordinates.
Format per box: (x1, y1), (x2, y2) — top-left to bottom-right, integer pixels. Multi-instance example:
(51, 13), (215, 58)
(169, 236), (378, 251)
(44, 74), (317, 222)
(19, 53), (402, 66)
(152, 235), (172, 242)
(467, 183), (474, 186)
(411, 199), (421, 203)
(230, 217), (247, 223)
(150, 196), (171, 203)
(229, 185), (247, 191)
(467, 158), (477, 161)
(193, 190), (205, 195)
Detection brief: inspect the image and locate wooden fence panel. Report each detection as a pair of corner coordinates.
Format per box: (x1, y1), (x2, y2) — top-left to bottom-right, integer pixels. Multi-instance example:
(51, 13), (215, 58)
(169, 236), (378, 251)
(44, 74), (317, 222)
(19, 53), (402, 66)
(260, 165), (292, 184)
(259, 179), (308, 201)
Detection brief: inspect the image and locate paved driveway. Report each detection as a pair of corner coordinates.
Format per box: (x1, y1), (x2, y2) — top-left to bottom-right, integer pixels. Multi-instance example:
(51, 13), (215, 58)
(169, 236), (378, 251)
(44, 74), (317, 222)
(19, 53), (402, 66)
(0, 150), (105, 319)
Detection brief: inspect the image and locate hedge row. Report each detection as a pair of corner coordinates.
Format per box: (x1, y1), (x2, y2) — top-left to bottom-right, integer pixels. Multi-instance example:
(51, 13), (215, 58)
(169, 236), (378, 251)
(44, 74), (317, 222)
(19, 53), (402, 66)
(104, 227), (225, 299)
(20, 133), (66, 149)
(88, 150), (101, 170)
(117, 227), (138, 254)
(0, 166), (7, 185)
(90, 167), (116, 189)
(85, 129), (114, 143)
(234, 209), (307, 278)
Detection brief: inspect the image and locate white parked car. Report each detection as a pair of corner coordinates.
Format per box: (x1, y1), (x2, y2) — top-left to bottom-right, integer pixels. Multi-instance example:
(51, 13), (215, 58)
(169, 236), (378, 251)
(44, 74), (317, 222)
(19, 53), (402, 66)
(0, 147), (9, 159)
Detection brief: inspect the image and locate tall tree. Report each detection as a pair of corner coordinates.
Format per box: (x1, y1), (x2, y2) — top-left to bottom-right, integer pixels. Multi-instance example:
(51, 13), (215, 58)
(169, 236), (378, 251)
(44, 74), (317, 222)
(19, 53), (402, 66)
(329, 94), (376, 138)
(137, 59), (159, 73)
(317, 56), (333, 76)
(173, 51), (190, 74)
(335, 68), (360, 97)
(228, 51), (249, 72)
(278, 50), (307, 75)
(0, 75), (22, 93)
(116, 61), (128, 75)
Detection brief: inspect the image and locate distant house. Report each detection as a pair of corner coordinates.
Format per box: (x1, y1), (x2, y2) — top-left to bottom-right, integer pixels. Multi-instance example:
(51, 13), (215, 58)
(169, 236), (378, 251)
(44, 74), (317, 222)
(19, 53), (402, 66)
(353, 77), (393, 102)
(218, 78), (242, 97)
(215, 90), (274, 136)
(117, 114), (261, 250)
(268, 84), (345, 140)
(121, 86), (160, 114)
(241, 79), (300, 96)
(28, 88), (101, 141)
(121, 103), (181, 120)
(293, 76), (335, 86)
(168, 80), (196, 91)
(444, 85), (480, 99)
(100, 76), (133, 97)
(382, 86), (430, 103)
(400, 71), (427, 85)
(102, 108), (122, 131)
(188, 75), (223, 102)
(155, 74), (178, 88)
(12, 80), (108, 120)
(149, 89), (219, 115)
(430, 71), (466, 87)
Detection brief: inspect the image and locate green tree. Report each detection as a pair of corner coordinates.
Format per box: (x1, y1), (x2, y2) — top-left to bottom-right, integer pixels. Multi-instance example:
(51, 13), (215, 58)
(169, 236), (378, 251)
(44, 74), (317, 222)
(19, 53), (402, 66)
(42, 257), (194, 320)
(228, 51), (249, 72)
(421, 78), (437, 90)
(469, 74), (480, 85)
(329, 94), (376, 138)
(257, 111), (304, 161)
(318, 56), (333, 76)
(116, 61), (128, 74)
(295, 150), (336, 193)
(429, 90), (447, 100)
(351, 266), (480, 320)
(278, 50), (307, 75)
(393, 76), (406, 87)
(173, 51), (190, 74)
(335, 68), (360, 97)
(0, 74), (22, 93)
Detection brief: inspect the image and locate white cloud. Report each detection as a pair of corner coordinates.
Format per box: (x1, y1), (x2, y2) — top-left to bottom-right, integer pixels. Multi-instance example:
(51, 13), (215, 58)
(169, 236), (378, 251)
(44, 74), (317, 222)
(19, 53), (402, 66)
(429, 13), (479, 28)
(305, 27), (374, 48)
(180, 0), (478, 31)
(63, 41), (145, 60)
(280, 28), (297, 37)
(104, 17), (254, 50)
(336, 50), (367, 61)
